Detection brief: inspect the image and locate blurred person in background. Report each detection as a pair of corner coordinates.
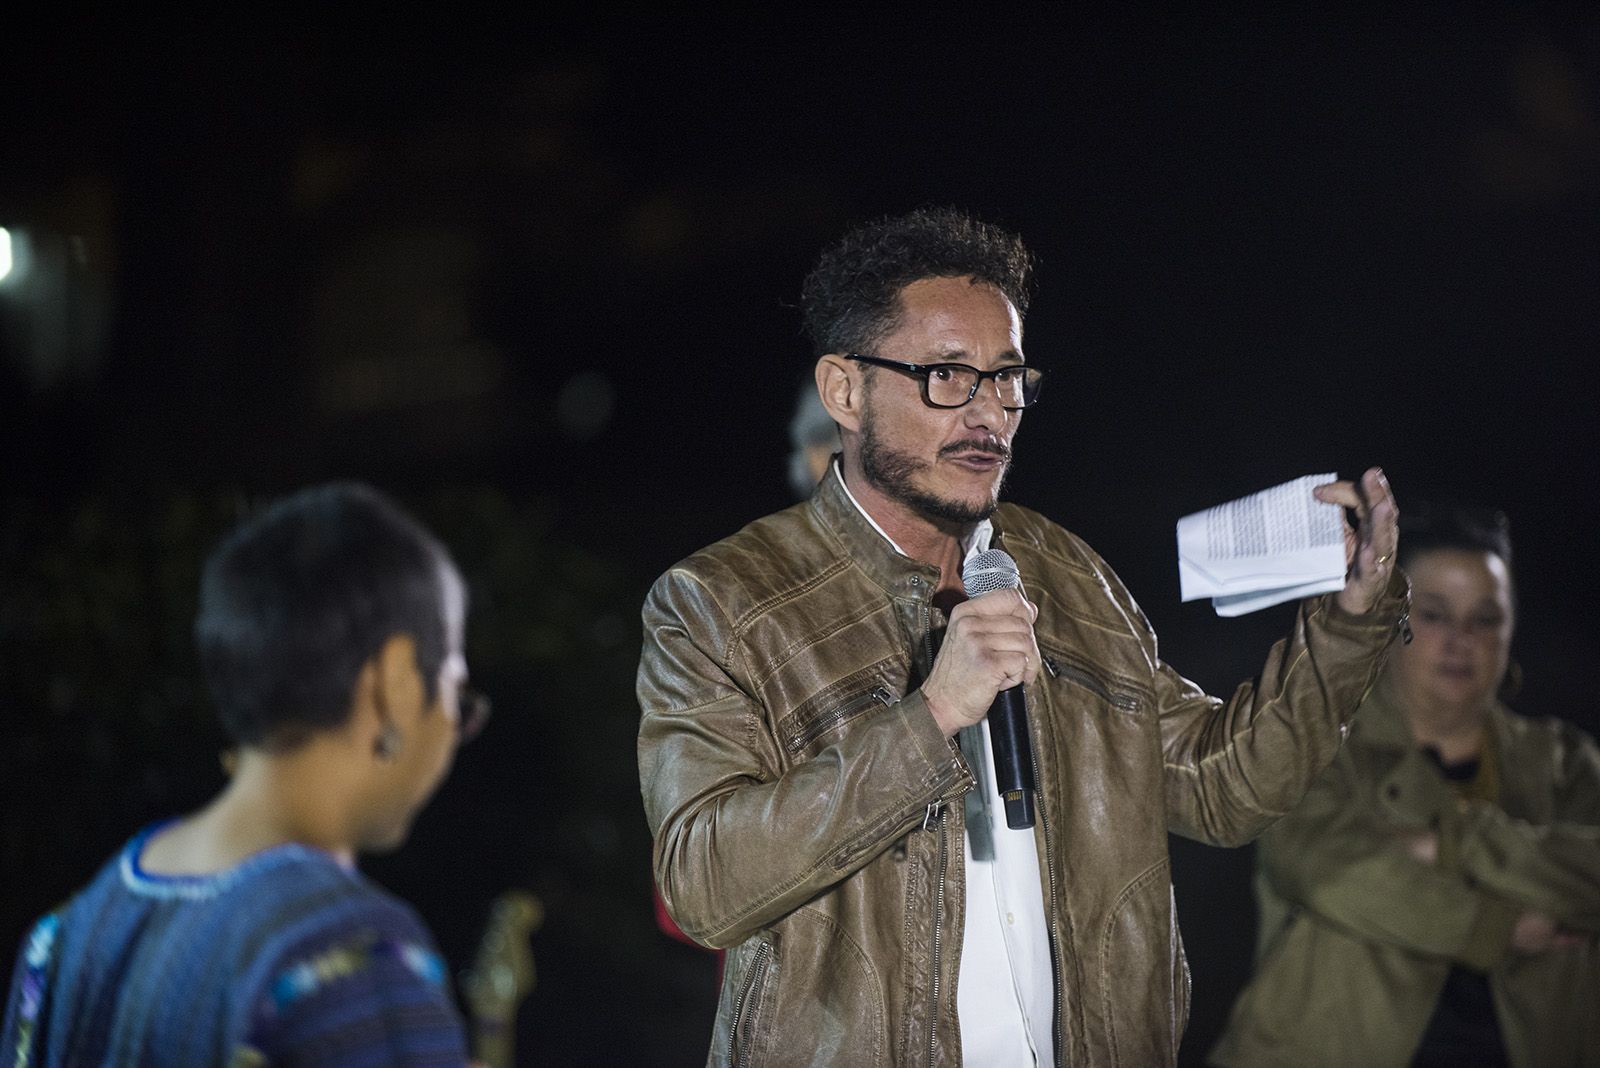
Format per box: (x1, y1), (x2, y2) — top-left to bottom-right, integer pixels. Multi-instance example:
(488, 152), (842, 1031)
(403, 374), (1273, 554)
(2, 483), (484, 1066)
(1211, 506), (1600, 1067)
(787, 379), (840, 500)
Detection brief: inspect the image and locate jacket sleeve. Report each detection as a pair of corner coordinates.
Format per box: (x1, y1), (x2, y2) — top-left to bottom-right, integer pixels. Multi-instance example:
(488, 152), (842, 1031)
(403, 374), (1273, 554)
(1149, 571), (1410, 847)
(1451, 722), (1600, 933)
(1255, 747), (1524, 970)
(636, 566), (974, 949)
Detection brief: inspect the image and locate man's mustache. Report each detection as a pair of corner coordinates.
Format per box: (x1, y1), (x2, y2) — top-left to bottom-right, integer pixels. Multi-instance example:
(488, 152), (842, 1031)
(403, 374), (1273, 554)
(940, 440), (1011, 461)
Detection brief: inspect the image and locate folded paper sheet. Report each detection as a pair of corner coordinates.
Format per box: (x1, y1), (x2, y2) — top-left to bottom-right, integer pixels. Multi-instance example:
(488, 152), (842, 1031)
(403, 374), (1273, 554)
(1177, 473), (1347, 616)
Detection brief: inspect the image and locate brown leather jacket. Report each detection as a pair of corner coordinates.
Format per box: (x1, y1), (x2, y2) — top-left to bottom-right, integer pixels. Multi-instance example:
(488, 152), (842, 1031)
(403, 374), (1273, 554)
(637, 468), (1407, 1067)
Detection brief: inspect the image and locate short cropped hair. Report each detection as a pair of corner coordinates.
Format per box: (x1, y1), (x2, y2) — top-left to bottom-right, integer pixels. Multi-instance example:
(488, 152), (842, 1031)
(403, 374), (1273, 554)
(1397, 503), (1514, 570)
(800, 207), (1035, 358)
(195, 482), (460, 751)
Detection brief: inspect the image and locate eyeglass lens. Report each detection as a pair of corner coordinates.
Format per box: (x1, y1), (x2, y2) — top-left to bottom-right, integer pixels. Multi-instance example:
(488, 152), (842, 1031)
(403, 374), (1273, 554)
(926, 366), (1038, 409)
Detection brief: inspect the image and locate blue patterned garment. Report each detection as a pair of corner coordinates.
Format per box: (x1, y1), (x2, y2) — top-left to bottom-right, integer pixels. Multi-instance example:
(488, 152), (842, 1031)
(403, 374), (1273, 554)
(2, 823), (468, 1066)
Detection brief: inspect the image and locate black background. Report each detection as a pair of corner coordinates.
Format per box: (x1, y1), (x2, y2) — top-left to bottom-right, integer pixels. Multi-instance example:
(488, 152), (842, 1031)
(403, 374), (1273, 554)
(3, 11), (1597, 1065)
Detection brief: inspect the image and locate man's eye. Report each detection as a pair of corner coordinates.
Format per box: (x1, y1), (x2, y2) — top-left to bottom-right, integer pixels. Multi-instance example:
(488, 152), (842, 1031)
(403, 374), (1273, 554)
(930, 367), (954, 381)
(994, 368), (1019, 382)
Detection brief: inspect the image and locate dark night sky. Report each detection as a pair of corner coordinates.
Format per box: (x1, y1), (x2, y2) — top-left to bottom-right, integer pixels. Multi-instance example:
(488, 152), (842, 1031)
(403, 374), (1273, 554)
(3, 11), (1598, 1065)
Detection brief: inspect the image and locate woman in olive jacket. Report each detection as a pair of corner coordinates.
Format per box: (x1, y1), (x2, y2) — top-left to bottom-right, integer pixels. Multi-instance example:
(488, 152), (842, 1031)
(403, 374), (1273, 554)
(1211, 507), (1600, 1067)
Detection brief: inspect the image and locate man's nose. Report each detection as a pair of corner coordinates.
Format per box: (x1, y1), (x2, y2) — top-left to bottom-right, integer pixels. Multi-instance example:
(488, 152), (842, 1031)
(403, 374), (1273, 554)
(963, 377), (1009, 428)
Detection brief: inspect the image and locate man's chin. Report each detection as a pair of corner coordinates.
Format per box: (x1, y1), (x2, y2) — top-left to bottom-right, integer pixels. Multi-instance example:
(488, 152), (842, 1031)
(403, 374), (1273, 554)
(908, 488), (1000, 526)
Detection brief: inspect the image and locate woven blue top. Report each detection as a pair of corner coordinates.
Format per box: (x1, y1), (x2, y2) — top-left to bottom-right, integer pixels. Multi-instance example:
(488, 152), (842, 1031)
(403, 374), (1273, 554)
(3, 823), (467, 1066)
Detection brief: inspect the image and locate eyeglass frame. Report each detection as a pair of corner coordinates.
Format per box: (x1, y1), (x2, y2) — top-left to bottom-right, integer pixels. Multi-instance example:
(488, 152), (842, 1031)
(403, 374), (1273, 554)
(456, 685), (492, 745)
(843, 354), (1045, 410)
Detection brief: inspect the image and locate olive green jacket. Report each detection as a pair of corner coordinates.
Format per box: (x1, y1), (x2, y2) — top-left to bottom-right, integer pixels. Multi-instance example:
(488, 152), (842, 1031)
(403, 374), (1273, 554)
(1210, 679), (1600, 1067)
(638, 468), (1407, 1067)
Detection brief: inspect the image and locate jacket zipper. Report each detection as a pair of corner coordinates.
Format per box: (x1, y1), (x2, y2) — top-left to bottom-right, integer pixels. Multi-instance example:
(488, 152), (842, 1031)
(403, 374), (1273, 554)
(729, 940), (774, 1067)
(785, 685), (894, 754)
(1043, 655), (1139, 712)
(926, 800), (947, 1066)
(920, 598), (935, 687)
(919, 589), (943, 1066)
(1031, 709), (1065, 1063)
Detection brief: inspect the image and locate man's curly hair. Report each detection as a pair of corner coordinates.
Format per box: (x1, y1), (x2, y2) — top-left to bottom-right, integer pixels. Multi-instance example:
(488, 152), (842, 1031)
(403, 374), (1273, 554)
(800, 207), (1035, 358)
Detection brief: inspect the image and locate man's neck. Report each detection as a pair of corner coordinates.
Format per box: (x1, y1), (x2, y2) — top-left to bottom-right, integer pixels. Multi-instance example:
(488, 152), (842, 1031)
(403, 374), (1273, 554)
(837, 458), (970, 595)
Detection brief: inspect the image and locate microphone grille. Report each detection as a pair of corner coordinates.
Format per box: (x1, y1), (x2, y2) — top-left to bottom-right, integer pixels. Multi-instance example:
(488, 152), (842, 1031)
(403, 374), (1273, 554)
(962, 548), (1021, 596)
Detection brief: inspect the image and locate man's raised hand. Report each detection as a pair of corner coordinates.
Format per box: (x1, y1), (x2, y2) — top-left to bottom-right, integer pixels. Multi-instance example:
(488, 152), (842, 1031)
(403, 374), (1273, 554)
(1313, 467), (1399, 615)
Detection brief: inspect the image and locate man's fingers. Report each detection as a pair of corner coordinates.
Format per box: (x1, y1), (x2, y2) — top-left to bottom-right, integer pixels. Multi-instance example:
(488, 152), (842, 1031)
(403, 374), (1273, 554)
(1312, 480), (1360, 510)
(1355, 468), (1398, 563)
(955, 588), (1034, 615)
(985, 647), (1039, 687)
(1315, 468), (1395, 533)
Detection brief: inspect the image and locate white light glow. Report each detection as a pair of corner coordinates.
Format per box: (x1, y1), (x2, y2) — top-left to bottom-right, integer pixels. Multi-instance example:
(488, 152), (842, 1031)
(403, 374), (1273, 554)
(0, 228), (12, 284)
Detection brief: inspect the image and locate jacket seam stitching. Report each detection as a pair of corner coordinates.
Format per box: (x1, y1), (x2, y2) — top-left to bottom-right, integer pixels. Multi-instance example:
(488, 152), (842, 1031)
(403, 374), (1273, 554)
(702, 785), (942, 944)
(751, 599), (897, 690)
(1099, 859), (1170, 1068)
(729, 556), (854, 638)
(1165, 644), (1313, 779)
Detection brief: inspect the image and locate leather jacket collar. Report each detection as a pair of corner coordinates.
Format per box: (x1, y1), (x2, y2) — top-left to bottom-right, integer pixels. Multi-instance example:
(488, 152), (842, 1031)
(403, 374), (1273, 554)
(809, 460), (944, 598)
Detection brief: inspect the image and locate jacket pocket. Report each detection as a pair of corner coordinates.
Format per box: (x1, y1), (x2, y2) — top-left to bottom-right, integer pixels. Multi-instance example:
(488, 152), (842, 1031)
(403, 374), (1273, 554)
(1039, 648), (1142, 715)
(731, 936), (778, 1067)
(1100, 860), (1182, 1068)
(778, 664), (896, 756)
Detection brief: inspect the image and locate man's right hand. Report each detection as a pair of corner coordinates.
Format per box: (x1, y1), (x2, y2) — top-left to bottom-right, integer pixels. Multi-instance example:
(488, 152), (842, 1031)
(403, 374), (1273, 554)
(921, 589), (1041, 738)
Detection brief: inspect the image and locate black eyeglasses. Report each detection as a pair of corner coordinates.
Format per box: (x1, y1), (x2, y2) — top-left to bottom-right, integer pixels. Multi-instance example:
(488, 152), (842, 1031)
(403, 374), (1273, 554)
(457, 686), (492, 745)
(845, 354), (1044, 410)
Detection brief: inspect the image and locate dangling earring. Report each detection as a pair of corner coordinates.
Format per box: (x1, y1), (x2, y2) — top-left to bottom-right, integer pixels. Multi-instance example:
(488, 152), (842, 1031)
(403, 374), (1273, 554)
(374, 724), (402, 761)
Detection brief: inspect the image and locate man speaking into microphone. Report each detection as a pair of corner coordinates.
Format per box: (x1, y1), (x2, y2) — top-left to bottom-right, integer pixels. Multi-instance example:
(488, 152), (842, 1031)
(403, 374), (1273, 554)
(637, 208), (1406, 1067)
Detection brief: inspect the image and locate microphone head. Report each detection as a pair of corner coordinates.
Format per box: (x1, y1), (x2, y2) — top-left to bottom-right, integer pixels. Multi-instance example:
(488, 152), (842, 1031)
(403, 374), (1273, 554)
(962, 548), (1021, 596)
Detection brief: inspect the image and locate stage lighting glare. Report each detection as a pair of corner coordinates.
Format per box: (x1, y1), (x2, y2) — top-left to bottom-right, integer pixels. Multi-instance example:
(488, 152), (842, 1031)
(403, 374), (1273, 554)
(0, 228), (12, 284)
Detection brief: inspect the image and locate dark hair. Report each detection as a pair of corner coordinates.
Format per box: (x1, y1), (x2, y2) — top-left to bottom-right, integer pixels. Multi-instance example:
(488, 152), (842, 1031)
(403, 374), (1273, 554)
(195, 482), (460, 751)
(800, 207), (1035, 358)
(1397, 503), (1513, 570)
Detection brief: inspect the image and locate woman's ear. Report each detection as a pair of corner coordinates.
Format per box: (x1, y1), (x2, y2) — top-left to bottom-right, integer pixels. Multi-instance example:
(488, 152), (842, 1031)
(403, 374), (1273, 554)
(815, 355), (862, 434)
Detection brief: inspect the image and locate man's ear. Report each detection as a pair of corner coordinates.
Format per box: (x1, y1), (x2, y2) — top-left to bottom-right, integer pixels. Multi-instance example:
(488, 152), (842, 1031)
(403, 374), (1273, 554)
(815, 355), (862, 434)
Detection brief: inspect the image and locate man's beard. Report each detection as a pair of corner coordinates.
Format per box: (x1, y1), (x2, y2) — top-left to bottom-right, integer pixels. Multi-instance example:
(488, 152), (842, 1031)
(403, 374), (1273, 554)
(859, 419), (1010, 525)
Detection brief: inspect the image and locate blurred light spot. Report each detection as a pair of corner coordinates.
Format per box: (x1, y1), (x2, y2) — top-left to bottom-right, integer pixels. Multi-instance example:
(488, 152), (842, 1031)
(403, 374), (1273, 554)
(0, 228), (111, 389)
(556, 371), (614, 440)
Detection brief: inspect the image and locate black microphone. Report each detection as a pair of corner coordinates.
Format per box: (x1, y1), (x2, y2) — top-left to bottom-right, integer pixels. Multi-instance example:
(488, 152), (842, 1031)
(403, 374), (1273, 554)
(961, 548), (1036, 829)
